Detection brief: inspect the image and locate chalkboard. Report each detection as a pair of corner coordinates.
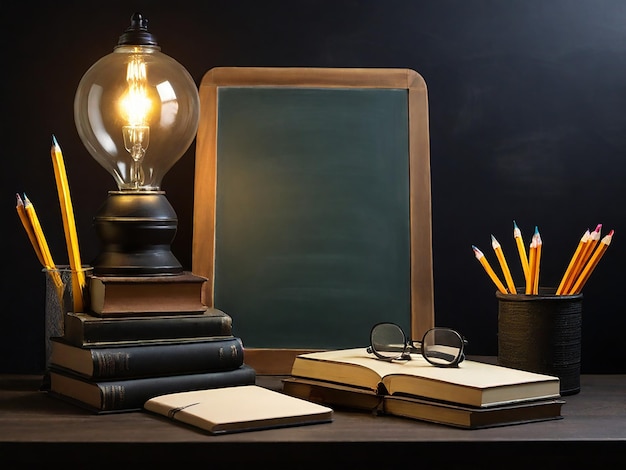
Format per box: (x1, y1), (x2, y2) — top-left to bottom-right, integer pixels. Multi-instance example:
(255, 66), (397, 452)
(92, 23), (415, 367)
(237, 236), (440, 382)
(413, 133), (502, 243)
(192, 67), (433, 372)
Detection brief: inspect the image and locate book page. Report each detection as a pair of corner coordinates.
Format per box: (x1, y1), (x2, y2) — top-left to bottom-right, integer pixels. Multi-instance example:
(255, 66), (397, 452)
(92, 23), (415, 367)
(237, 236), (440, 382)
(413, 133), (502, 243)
(297, 348), (560, 388)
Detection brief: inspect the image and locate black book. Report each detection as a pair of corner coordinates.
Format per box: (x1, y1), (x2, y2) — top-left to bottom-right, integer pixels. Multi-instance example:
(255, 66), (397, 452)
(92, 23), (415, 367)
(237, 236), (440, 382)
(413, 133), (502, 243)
(50, 336), (245, 379)
(63, 308), (233, 347)
(49, 364), (257, 413)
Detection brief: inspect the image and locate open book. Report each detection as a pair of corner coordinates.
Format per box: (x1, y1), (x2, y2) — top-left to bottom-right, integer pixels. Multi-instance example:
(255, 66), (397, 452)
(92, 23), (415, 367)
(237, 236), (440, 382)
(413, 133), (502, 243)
(282, 377), (564, 429)
(144, 385), (333, 434)
(290, 348), (560, 408)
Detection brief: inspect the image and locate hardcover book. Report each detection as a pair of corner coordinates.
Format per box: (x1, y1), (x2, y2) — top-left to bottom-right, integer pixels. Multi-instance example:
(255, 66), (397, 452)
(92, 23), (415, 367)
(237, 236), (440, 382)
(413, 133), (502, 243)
(49, 336), (244, 379)
(49, 364), (257, 413)
(290, 348), (560, 408)
(282, 377), (565, 429)
(89, 272), (208, 316)
(63, 308), (233, 347)
(144, 385), (333, 434)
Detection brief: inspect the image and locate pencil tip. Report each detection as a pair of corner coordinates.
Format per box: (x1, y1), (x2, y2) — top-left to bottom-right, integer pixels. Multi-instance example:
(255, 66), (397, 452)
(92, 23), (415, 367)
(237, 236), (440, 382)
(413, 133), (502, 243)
(52, 134), (58, 146)
(595, 223), (602, 232)
(513, 220), (518, 228)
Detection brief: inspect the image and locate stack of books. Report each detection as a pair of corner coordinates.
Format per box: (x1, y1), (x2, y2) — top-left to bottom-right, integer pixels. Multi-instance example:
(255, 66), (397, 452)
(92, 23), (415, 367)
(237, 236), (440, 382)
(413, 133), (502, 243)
(47, 272), (256, 413)
(282, 348), (565, 429)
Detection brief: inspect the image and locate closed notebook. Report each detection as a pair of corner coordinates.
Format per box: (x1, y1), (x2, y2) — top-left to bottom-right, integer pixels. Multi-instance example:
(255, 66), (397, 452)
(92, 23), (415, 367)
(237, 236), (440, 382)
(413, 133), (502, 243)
(144, 385), (333, 434)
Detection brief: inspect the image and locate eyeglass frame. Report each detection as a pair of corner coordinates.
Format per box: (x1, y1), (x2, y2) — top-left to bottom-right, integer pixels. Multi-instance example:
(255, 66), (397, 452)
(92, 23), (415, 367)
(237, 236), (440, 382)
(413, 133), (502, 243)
(366, 322), (468, 368)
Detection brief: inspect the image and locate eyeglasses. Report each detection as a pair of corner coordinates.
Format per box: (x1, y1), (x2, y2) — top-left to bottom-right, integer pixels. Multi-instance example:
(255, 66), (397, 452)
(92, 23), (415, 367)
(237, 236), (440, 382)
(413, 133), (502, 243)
(366, 322), (468, 367)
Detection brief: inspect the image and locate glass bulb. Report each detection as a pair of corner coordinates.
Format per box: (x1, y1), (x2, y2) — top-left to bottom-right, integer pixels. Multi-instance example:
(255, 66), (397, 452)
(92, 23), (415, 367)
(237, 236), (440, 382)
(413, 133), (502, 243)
(72, 13), (198, 275)
(74, 40), (199, 190)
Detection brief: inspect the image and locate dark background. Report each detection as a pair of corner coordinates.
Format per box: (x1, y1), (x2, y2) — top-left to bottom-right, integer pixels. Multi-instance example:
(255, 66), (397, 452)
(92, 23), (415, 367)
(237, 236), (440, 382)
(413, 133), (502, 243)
(3, 0), (625, 373)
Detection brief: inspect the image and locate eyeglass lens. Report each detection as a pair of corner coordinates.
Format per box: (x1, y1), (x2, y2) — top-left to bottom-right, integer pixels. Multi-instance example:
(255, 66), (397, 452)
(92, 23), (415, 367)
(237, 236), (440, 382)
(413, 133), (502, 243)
(370, 323), (407, 360)
(422, 328), (463, 365)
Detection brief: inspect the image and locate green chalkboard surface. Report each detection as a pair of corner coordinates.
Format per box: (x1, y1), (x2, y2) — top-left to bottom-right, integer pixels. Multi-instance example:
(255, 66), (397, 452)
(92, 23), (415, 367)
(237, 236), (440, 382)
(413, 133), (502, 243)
(192, 68), (433, 372)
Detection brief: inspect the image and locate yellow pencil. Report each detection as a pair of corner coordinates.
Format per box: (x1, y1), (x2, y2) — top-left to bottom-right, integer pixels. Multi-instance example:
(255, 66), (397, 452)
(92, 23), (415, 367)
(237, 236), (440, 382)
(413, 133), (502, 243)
(570, 229), (614, 294)
(513, 220), (530, 288)
(578, 224), (602, 268)
(51, 135), (86, 312)
(566, 224), (601, 295)
(16, 193), (45, 266)
(22, 194), (64, 295)
(556, 229), (589, 295)
(491, 234), (516, 294)
(533, 228), (542, 295)
(472, 245), (508, 294)
(526, 232), (537, 294)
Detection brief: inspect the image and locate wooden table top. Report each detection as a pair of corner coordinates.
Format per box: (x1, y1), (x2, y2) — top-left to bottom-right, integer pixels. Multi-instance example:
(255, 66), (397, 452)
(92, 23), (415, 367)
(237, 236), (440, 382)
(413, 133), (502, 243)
(1, 373), (624, 467)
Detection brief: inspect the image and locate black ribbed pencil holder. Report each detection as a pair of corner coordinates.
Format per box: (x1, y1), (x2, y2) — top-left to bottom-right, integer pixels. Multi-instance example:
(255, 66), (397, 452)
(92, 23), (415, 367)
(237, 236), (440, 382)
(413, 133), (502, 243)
(496, 287), (583, 395)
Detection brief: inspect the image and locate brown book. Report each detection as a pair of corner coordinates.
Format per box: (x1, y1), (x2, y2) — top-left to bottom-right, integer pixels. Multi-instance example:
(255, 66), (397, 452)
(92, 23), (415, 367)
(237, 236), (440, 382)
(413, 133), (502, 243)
(89, 272), (208, 316)
(144, 385), (333, 434)
(64, 309), (233, 347)
(282, 377), (564, 429)
(290, 348), (561, 408)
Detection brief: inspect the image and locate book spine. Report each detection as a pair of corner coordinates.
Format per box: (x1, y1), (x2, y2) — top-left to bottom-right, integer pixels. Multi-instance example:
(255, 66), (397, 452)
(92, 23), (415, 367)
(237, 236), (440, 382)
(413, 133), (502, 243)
(53, 365), (257, 412)
(90, 273), (208, 315)
(64, 311), (233, 346)
(73, 337), (244, 378)
(93, 298), (207, 315)
(102, 365), (256, 411)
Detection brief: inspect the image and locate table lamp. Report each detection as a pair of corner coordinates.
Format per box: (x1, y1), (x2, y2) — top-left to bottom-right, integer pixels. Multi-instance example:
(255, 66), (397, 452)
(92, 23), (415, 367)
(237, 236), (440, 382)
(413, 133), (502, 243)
(74, 12), (200, 276)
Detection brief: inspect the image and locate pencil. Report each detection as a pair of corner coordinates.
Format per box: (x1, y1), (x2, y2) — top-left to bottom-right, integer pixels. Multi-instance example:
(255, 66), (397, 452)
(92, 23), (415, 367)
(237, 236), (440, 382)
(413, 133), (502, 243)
(513, 220), (530, 289)
(570, 229), (614, 294)
(526, 231), (538, 295)
(566, 224), (601, 295)
(16, 193), (45, 266)
(22, 194), (64, 295)
(491, 234), (516, 294)
(533, 228), (542, 295)
(51, 135), (86, 312)
(556, 229), (590, 295)
(472, 245), (508, 294)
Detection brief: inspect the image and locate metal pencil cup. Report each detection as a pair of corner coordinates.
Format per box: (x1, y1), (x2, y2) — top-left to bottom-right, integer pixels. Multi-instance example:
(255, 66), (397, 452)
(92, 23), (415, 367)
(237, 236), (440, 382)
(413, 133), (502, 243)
(43, 265), (92, 369)
(496, 287), (582, 395)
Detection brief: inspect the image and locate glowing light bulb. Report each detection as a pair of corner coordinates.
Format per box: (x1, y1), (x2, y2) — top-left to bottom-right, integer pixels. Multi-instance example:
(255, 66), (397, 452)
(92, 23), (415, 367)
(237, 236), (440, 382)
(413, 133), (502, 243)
(74, 14), (199, 192)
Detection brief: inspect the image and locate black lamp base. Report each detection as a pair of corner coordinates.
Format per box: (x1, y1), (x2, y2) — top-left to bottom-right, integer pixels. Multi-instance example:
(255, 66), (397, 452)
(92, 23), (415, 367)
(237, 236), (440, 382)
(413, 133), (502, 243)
(91, 191), (183, 276)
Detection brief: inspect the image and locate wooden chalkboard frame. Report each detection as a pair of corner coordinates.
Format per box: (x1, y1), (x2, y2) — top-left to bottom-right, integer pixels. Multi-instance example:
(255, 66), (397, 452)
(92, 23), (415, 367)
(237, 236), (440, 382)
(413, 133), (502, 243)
(192, 67), (433, 373)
